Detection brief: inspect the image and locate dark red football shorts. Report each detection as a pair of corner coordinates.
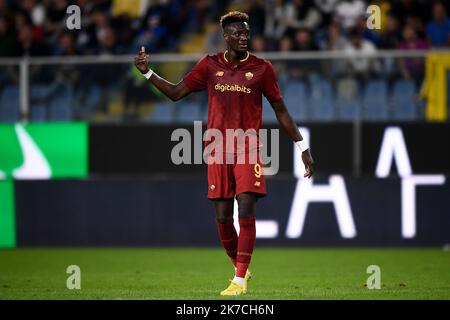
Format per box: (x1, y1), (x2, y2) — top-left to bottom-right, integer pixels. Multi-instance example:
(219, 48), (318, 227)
(207, 152), (267, 199)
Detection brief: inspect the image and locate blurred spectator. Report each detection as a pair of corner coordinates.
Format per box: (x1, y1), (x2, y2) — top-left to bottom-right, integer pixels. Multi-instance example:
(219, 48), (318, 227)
(355, 16), (383, 47)
(334, 0), (366, 29)
(292, 28), (320, 80)
(241, 0), (266, 36)
(0, 1), (19, 57)
(76, 9), (112, 54)
(20, 0), (46, 28)
(426, 1), (450, 47)
(17, 24), (49, 56)
(379, 15), (402, 49)
(47, 32), (81, 98)
(398, 24), (430, 85)
(278, 35), (294, 52)
(344, 28), (381, 80)
(19, 0), (46, 46)
(319, 22), (347, 78)
(74, 0), (97, 54)
(183, 0), (210, 35)
(98, 26), (125, 55)
(293, 28), (319, 51)
(314, 0), (339, 27)
(273, 35), (295, 84)
(53, 32), (80, 83)
(133, 1), (169, 53)
(15, 11), (32, 32)
(0, 0), (447, 57)
(284, 0), (323, 36)
(54, 32), (79, 56)
(391, 0), (428, 28)
(110, 0), (142, 54)
(45, 0), (70, 43)
(95, 27), (127, 112)
(250, 34), (267, 52)
(404, 15), (426, 39)
(164, 0), (191, 44)
(319, 22), (347, 50)
(204, 16), (227, 53)
(210, 0), (232, 20)
(264, 0), (288, 40)
(399, 24), (430, 51)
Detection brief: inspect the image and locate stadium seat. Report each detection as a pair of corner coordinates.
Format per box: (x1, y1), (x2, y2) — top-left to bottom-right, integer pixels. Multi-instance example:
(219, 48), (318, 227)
(31, 84), (49, 99)
(310, 79), (335, 121)
(363, 79), (389, 121)
(336, 77), (359, 100)
(336, 99), (361, 121)
(0, 86), (20, 122)
(262, 97), (277, 123)
(48, 87), (74, 121)
(81, 85), (102, 115)
(199, 103), (208, 123)
(391, 80), (417, 121)
(175, 102), (202, 124)
(148, 102), (175, 123)
(31, 105), (47, 122)
(30, 85), (49, 122)
(336, 77), (361, 121)
(283, 81), (309, 121)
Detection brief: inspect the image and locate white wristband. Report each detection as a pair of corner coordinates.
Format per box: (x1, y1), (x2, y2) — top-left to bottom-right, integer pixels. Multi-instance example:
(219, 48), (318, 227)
(295, 140), (309, 152)
(143, 69), (153, 80)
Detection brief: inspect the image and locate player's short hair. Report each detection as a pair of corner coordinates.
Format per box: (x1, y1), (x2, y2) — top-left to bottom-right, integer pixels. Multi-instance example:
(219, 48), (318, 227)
(220, 11), (249, 29)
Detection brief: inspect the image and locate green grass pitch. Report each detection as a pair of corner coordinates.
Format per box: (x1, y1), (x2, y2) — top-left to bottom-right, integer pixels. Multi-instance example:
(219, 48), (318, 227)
(0, 248), (449, 300)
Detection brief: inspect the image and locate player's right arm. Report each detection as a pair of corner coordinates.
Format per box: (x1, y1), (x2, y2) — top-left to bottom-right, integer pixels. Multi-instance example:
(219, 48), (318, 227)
(134, 46), (191, 101)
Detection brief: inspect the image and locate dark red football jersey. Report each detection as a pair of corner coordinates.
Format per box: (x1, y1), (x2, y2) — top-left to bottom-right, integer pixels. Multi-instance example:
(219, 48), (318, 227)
(183, 51), (282, 138)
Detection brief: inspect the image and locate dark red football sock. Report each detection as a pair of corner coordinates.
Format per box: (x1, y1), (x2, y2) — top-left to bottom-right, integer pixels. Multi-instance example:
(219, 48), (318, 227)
(236, 216), (256, 278)
(216, 219), (238, 267)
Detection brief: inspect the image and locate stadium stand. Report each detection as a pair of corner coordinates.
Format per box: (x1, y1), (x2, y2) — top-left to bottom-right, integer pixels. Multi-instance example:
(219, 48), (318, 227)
(336, 77), (362, 121)
(48, 87), (74, 121)
(30, 85), (49, 122)
(391, 79), (418, 120)
(148, 102), (175, 124)
(262, 96), (277, 124)
(284, 81), (309, 121)
(174, 102), (202, 124)
(0, 86), (20, 122)
(363, 79), (389, 121)
(310, 78), (335, 122)
(0, 0), (449, 123)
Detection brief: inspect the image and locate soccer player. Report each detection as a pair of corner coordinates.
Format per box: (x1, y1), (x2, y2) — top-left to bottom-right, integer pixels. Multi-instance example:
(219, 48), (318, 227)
(134, 11), (314, 296)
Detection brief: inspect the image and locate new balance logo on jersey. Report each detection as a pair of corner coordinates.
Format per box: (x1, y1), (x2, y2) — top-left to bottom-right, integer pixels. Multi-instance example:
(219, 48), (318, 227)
(214, 83), (251, 93)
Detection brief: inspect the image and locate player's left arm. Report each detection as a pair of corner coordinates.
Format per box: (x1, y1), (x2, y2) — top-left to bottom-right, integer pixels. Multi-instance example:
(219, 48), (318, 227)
(271, 98), (314, 178)
(263, 61), (314, 178)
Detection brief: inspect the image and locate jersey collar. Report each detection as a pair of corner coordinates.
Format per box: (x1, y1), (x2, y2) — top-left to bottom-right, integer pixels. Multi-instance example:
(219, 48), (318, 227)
(223, 50), (250, 66)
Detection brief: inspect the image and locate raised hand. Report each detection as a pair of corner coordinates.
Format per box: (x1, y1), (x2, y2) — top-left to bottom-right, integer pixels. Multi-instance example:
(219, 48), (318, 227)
(134, 46), (149, 74)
